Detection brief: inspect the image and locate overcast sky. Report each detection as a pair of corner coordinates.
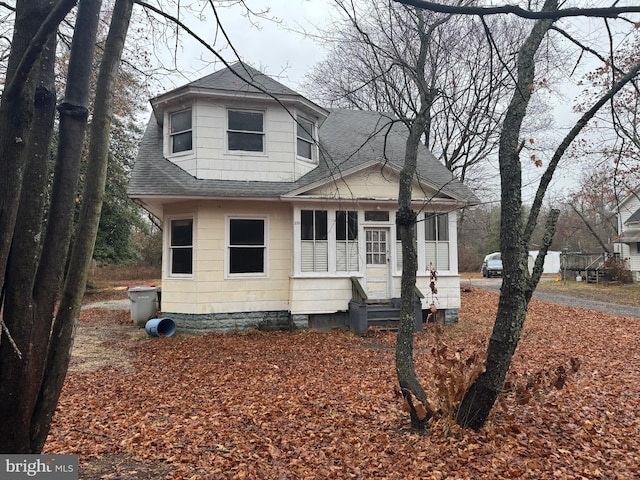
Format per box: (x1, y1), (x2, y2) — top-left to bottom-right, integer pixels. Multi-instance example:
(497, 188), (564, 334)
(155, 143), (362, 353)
(137, 1), (640, 201)
(144, 0), (333, 96)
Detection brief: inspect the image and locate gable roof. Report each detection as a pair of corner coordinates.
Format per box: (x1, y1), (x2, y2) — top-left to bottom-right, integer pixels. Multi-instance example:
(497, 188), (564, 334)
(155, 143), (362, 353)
(187, 62), (302, 97)
(619, 182), (640, 207)
(150, 62), (327, 123)
(287, 109), (476, 203)
(626, 207), (640, 225)
(129, 65), (480, 209)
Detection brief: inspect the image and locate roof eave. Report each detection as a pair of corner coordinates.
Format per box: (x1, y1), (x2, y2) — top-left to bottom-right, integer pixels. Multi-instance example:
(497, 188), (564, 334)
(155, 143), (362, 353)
(151, 86), (329, 124)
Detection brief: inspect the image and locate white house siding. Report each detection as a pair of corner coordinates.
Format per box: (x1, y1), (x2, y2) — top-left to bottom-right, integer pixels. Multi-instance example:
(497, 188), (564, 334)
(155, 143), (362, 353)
(288, 204), (461, 314)
(415, 276), (461, 310)
(176, 99), (308, 182)
(289, 277), (353, 314)
(161, 200), (293, 316)
(306, 165), (441, 200)
(288, 275), (461, 315)
(618, 192), (640, 280)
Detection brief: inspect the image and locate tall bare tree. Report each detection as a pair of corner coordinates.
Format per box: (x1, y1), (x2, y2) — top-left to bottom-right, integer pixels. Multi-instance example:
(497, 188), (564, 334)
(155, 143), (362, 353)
(0, 0), (288, 454)
(307, 1), (525, 189)
(394, 0), (640, 430)
(0, 0), (135, 452)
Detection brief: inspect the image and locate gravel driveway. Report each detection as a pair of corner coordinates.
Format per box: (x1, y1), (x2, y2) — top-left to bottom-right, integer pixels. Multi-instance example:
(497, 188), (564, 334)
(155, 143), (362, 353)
(468, 277), (640, 319)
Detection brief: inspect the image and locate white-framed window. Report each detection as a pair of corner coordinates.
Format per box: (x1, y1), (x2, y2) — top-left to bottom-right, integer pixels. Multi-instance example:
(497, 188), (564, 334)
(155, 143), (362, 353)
(364, 210), (390, 222)
(301, 210), (328, 272)
(336, 210), (358, 271)
(228, 217), (266, 275)
(296, 116), (315, 161)
(227, 109), (264, 152)
(169, 218), (193, 275)
(170, 109), (192, 154)
(425, 213), (449, 270)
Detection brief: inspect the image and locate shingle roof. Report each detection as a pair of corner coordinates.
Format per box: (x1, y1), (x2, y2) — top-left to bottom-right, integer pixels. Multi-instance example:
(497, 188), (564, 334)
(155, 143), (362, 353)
(187, 62), (302, 97)
(293, 109), (478, 202)
(127, 119), (295, 199)
(128, 65), (480, 206)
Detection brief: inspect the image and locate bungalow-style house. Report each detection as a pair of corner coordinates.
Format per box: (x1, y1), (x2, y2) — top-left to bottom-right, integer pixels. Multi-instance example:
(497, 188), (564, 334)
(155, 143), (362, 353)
(616, 187), (640, 281)
(127, 62), (480, 333)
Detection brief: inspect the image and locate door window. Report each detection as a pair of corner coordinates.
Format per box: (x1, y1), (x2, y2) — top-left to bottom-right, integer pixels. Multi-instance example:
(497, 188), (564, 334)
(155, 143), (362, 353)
(366, 229), (387, 265)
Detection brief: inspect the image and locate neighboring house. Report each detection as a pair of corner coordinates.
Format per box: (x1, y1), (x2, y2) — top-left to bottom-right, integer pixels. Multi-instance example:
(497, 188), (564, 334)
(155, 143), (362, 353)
(616, 188), (640, 281)
(528, 250), (561, 275)
(127, 62), (480, 333)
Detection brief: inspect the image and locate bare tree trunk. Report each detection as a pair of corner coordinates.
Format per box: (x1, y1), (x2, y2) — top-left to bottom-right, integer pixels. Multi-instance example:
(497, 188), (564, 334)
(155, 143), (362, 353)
(0, 0), (71, 454)
(456, 0), (559, 431)
(0, 32), (58, 454)
(31, 0), (134, 452)
(0, 0), (76, 305)
(396, 127), (432, 429)
(0, 0), (102, 453)
(395, 10), (446, 430)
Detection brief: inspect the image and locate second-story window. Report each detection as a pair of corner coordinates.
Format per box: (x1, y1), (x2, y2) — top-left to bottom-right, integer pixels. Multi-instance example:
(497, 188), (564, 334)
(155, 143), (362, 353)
(228, 109), (264, 152)
(296, 117), (315, 161)
(170, 109), (192, 153)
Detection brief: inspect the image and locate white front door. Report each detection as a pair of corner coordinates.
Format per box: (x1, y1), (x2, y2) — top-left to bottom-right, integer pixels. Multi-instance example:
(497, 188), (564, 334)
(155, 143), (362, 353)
(365, 228), (391, 299)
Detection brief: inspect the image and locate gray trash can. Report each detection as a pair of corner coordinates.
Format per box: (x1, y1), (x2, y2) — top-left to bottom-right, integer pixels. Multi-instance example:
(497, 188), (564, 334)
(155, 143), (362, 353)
(127, 286), (158, 327)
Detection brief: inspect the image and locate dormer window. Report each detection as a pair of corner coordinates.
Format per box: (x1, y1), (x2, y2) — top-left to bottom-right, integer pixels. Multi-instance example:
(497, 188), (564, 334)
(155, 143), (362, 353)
(170, 109), (192, 153)
(296, 117), (315, 161)
(228, 109), (264, 152)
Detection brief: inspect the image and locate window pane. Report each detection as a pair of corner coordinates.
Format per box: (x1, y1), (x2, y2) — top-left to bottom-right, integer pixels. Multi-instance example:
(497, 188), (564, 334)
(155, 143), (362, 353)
(315, 211), (327, 240)
(228, 132), (263, 152)
(297, 138), (312, 159)
(438, 214), (449, 240)
(301, 210), (313, 240)
(425, 215), (437, 241)
(229, 110), (263, 132)
(348, 212), (358, 240)
(336, 211), (346, 240)
(365, 210), (389, 222)
(297, 118), (313, 141)
(172, 248), (192, 274)
(230, 247), (264, 273)
(171, 219), (192, 246)
(172, 131), (192, 153)
(230, 219), (264, 245)
(170, 110), (191, 134)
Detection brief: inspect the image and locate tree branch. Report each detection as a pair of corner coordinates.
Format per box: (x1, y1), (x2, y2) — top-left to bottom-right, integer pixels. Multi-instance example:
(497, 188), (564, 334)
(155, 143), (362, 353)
(392, 0), (640, 19)
(524, 58), (640, 243)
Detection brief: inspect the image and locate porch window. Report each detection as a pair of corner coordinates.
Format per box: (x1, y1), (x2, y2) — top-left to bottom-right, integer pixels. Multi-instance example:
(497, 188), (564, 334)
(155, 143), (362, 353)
(425, 213), (449, 270)
(365, 210), (389, 222)
(301, 210), (328, 272)
(170, 219), (193, 275)
(296, 117), (315, 161)
(229, 218), (265, 274)
(228, 109), (264, 152)
(336, 210), (358, 271)
(170, 110), (192, 153)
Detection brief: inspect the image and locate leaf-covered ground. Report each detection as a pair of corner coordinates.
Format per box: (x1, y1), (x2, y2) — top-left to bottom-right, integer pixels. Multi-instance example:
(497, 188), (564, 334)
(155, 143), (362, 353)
(45, 289), (640, 479)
